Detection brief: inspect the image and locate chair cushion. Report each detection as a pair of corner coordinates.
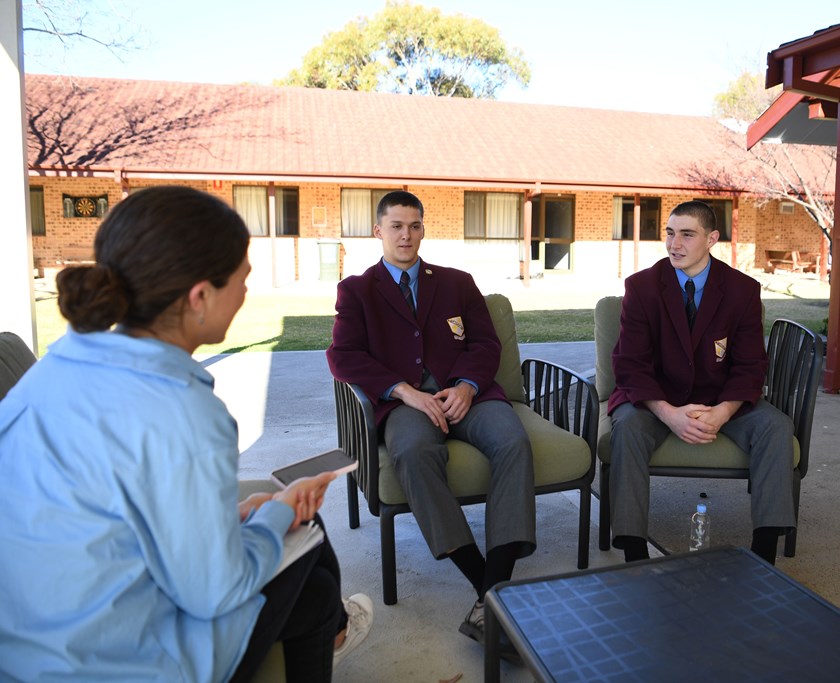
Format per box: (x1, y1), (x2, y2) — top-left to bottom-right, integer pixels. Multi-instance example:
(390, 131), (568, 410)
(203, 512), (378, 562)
(377, 403), (592, 505)
(594, 297), (622, 401)
(597, 401), (801, 469)
(484, 294), (526, 404)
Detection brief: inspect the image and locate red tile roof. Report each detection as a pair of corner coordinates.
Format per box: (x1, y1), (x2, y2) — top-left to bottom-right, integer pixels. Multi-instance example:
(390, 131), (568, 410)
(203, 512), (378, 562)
(21, 74), (771, 191)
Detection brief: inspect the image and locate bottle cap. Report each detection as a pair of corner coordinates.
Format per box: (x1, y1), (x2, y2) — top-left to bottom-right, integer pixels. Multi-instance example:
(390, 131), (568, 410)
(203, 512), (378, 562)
(697, 503), (707, 514)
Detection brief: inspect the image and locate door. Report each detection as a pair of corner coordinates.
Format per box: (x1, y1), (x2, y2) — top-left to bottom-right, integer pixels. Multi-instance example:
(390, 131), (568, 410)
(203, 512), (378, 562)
(532, 196), (575, 272)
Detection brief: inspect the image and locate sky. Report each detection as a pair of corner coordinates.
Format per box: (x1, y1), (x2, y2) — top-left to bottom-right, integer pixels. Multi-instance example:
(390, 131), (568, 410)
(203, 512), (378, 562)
(21, 0), (840, 116)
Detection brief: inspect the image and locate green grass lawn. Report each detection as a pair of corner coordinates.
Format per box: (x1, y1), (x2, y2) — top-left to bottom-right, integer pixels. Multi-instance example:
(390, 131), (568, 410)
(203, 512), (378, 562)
(35, 291), (829, 357)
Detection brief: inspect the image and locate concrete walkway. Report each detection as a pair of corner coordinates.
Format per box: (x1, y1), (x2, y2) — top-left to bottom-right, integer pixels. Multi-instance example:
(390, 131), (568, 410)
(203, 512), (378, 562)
(199, 268), (836, 681)
(207, 329), (840, 682)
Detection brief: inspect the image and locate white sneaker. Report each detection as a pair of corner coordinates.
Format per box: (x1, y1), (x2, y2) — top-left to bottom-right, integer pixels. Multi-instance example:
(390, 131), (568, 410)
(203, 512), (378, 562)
(333, 593), (374, 667)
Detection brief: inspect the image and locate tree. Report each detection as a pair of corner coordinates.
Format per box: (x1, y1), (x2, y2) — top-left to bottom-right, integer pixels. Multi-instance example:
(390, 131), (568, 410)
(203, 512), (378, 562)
(687, 71), (836, 273)
(278, 1), (530, 98)
(713, 71), (781, 122)
(22, 0), (144, 69)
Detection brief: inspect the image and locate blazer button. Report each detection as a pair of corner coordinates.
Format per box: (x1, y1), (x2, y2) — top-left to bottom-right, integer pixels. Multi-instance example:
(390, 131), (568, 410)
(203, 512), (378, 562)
(413, 382), (420, 388)
(414, 331), (420, 337)
(415, 358), (422, 365)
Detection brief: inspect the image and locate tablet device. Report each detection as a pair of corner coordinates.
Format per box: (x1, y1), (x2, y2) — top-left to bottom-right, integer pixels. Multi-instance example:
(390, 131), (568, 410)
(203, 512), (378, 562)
(271, 449), (358, 488)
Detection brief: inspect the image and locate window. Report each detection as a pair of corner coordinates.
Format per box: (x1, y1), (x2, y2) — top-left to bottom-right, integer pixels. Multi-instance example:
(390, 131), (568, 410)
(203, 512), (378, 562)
(695, 198), (732, 241)
(341, 189), (396, 237)
(464, 192), (522, 239)
(612, 197), (661, 240)
(29, 187), (45, 236)
(275, 187), (299, 236)
(233, 185), (299, 236)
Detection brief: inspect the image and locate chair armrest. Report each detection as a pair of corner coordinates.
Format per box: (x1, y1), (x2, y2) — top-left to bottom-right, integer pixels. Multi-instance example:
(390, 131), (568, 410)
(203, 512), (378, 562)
(521, 358), (600, 467)
(333, 379), (381, 516)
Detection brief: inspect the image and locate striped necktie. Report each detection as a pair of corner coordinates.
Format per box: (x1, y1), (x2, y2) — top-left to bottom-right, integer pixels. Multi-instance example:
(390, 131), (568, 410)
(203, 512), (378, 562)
(685, 279), (696, 329)
(399, 271), (416, 316)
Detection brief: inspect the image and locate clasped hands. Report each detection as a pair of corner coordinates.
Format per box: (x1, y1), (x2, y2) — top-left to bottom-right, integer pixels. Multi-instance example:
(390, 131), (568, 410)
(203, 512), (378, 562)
(653, 400), (741, 445)
(238, 470), (336, 529)
(391, 381), (476, 434)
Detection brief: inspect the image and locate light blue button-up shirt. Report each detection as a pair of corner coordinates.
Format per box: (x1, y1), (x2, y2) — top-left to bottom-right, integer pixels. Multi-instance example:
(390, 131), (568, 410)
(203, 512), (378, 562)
(675, 258), (712, 309)
(0, 329), (292, 682)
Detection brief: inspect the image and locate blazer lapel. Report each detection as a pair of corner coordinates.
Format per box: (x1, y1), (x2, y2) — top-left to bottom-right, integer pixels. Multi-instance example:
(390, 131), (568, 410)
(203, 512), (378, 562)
(415, 260), (435, 328)
(661, 267), (693, 354)
(690, 257), (724, 348)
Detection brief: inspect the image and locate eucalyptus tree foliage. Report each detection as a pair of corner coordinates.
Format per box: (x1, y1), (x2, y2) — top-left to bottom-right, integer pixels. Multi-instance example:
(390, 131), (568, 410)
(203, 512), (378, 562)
(279, 1), (530, 98)
(713, 70), (781, 122)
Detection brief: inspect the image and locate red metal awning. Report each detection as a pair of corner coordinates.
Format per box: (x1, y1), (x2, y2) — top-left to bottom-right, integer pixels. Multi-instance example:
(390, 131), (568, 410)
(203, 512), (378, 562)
(747, 24), (840, 392)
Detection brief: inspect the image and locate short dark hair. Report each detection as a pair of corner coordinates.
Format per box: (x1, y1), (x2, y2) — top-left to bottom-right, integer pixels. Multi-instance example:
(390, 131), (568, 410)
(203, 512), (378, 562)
(58, 186), (250, 333)
(670, 200), (717, 233)
(376, 190), (424, 223)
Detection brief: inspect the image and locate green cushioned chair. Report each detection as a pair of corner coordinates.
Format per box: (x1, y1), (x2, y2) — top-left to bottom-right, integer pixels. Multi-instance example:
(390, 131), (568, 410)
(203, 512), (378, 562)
(334, 293), (599, 605)
(593, 296), (823, 558)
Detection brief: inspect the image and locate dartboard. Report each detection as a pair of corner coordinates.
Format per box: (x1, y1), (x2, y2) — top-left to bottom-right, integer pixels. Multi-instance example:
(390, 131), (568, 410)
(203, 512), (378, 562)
(74, 197), (96, 217)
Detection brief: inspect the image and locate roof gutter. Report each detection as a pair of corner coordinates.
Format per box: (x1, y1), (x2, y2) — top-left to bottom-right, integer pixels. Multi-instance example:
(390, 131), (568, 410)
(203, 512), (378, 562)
(28, 167), (743, 198)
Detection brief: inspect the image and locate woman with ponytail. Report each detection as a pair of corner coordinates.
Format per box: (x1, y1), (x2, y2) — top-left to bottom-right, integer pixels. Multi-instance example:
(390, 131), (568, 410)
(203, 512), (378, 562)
(0, 186), (371, 682)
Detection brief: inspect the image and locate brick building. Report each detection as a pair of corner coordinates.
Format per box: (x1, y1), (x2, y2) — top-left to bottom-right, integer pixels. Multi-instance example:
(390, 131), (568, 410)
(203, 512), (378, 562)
(25, 74), (831, 288)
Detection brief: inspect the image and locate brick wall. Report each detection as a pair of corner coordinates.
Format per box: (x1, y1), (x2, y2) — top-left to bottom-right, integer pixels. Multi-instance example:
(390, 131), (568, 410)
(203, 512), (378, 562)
(30, 176), (819, 283)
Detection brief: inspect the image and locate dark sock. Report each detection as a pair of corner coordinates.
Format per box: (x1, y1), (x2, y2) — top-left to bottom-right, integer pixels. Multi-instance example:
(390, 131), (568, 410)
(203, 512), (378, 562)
(448, 544), (485, 598)
(617, 535), (650, 563)
(751, 527), (780, 565)
(482, 543), (519, 597)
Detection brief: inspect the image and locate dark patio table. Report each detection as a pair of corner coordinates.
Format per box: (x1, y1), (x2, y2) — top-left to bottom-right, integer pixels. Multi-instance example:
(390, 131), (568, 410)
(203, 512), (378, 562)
(484, 546), (840, 682)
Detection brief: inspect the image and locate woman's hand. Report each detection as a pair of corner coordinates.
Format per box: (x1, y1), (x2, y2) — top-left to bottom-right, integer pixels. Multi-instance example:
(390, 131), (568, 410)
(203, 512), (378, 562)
(238, 492), (274, 522)
(272, 471), (336, 530)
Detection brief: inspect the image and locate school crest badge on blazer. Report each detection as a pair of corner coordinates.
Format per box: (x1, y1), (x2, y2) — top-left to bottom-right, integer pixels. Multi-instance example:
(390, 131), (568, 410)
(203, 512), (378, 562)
(714, 337), (727, 362)
(447, 316), (465, 340)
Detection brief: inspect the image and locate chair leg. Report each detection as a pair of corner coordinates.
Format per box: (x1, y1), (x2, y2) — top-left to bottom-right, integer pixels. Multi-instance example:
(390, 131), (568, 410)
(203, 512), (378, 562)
(380, 506), (399, 605)
(599, 463), (612, 551)
(577, 485), (591, 569)
(784, 472), (801, 558)
(346, 473), (360, 529)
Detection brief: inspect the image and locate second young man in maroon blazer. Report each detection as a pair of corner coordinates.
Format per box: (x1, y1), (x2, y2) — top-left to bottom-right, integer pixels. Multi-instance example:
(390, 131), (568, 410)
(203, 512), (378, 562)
(609, 200), (795, 564)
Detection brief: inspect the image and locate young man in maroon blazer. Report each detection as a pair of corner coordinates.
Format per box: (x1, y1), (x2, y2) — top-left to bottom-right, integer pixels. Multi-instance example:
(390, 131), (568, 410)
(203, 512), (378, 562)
(326, 191), (535, 653)
(609, 200), (795, 564)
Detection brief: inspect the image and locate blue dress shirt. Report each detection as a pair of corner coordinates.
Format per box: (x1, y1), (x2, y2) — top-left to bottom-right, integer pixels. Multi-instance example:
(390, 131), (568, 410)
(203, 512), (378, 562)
(675, 258), (712, 309)
(0, 329), (293, 682)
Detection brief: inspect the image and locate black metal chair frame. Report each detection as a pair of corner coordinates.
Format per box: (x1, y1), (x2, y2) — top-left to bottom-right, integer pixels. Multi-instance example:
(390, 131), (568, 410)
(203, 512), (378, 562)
(334, 360), (599, 605)
(598, 318), (824, 557)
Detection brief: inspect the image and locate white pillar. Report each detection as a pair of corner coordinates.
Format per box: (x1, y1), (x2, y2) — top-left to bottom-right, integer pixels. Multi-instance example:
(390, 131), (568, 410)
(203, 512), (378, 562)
(0, 0), (37, 352)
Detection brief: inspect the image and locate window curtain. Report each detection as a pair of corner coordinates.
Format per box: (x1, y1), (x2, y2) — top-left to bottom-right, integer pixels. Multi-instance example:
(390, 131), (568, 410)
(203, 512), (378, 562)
(341, 189), (372, 237)
(464, 192), (484, 238)
(234, 186), (268, 236)
(29, 188), (46, 236)
(485, 193), (519, 238)
(612, 197), (624, 240)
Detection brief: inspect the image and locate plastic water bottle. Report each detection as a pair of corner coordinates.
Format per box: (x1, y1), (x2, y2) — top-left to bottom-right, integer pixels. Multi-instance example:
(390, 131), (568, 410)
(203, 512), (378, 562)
(689, 503), (710, 551)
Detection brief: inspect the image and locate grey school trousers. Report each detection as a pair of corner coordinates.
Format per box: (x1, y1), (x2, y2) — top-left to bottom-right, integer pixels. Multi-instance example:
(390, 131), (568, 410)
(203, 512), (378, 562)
(383, 398), (536, 560)
(609, 398), (797, 542)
